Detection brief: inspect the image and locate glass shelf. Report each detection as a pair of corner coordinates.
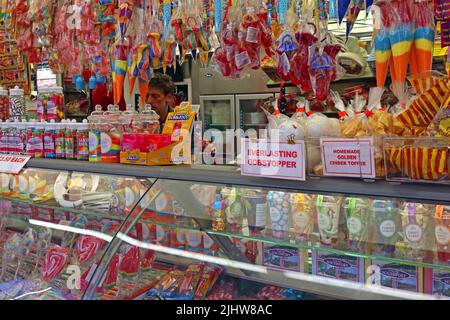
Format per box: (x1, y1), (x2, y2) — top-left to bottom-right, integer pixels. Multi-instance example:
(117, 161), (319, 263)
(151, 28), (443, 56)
(3, 195), (449, 273)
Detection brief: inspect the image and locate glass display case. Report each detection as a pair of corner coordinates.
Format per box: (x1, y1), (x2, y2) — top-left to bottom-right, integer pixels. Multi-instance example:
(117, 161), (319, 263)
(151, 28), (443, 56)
(236, 94), (273, 136)
(200, 95), (236, 133)
(0, 159), (449, 300)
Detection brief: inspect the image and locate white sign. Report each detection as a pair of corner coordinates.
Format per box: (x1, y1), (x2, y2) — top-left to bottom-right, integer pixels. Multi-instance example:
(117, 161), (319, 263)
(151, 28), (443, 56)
(241, 139), (306, 181)
(320, 138), (376, 178)
(0, 154), (31, 174)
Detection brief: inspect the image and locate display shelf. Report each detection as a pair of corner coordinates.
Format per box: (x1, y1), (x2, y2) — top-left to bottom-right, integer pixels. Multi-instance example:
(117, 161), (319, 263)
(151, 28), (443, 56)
(152, 253), (438, 300)
(3, 194), (449, 273)
(266, 75), (376, 88)
(25, 159), (450, 204)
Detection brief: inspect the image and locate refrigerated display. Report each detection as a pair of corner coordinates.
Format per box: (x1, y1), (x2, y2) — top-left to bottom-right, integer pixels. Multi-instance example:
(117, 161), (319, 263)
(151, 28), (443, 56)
(236, 94), (274, 135)
(0, 159), (449, 300)
(200, 95), (236, 133)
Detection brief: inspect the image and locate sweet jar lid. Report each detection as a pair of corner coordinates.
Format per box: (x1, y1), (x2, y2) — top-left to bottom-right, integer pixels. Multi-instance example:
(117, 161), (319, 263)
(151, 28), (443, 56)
(9, 86), (24, 95)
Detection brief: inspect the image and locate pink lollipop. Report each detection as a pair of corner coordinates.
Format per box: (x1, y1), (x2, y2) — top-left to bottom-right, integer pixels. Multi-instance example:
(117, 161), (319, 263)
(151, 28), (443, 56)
(42, 246), (69, 282)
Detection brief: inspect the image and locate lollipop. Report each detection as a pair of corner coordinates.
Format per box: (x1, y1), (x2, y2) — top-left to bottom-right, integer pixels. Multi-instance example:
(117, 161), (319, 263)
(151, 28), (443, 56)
(76, 235), (105, 264)
(42, 246), (69, 282)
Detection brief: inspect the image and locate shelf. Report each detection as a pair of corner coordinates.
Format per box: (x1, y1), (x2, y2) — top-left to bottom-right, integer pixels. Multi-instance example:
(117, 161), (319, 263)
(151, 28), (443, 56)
(266, 75), (376, 89)
(26, 159), (450, 204)
(3, 195), (450, 273)
(157, 253), (437, 300)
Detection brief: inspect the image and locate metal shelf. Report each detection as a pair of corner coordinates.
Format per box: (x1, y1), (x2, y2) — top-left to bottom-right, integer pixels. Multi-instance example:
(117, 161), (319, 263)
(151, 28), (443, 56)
(26, 159), (450, 204)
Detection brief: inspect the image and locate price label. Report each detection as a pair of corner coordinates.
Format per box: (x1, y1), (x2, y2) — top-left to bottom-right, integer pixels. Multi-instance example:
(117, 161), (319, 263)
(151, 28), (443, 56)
(0, 154), (31, 174)
(320, 138), (376, 178)
(241, 139), (306, 181)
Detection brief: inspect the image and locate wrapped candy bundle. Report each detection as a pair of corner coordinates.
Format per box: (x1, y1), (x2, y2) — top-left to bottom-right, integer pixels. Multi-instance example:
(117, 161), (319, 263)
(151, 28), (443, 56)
(384, 137), (449, 182)
(395, 78), (450, 134)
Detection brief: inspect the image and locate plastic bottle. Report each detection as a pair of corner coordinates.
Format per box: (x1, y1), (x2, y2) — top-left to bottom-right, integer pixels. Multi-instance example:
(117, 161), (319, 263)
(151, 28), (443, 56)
(0, 87), (9, 120)
(65, 119), (76, 160)
(76, 120), (89, 161)
(3, 120), (11, 154)
(9, 86), (25, 121)
(55, 120), (66, 159)
(26, 119), (37, 157)
(88, 105), (104, 162)
(44, 120), (56, 158)
(0, 121), (4, 153)
(33, 120), (45, 158)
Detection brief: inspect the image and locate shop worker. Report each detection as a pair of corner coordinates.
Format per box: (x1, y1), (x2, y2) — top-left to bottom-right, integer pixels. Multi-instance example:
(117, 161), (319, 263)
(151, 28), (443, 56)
(146, 73), (175, 124)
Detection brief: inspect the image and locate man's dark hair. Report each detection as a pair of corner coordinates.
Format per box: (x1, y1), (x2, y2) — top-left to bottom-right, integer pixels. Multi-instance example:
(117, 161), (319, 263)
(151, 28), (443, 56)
(149, 73), (175, 96)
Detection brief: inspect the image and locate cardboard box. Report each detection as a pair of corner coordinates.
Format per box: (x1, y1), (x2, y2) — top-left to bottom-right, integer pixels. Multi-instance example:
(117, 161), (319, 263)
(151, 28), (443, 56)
(312, 251), (364, 283)
(366, 260), (423, 293)
(424, 267), (450, 297)
(263, 244), (308, 272)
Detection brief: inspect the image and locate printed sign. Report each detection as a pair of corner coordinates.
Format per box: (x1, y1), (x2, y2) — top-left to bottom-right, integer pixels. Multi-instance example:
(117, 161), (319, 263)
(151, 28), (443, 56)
(241, 139), (306, 181)
(0, 154), (31, 174)
(320, 137), (376, 178)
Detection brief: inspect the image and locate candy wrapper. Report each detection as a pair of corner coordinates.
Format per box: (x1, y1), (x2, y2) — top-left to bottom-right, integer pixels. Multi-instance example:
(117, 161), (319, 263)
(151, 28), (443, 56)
(267, 191), (290, 239)
(395, 78), (450, 132)
(344, 198), (369, 252)
(434, 205), (450, 263)
(221, 188), (244, 233)
(369, 200), (401, 257)
(178, 263), (204, 299)
(384, 136), (449, 182)
(242, 189), (267, 235)
(146, 270), (185, 300)
(315, 195), (342, 246)
(400, 202), (435, 261)
(194, 265), (223, 299)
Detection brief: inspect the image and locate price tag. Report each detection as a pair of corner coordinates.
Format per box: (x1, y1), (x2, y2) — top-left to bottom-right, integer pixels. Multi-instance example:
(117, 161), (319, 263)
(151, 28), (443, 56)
(0, 154), (31, 174)
(320, 138), (376, 178)
(241, 139), (306, 181)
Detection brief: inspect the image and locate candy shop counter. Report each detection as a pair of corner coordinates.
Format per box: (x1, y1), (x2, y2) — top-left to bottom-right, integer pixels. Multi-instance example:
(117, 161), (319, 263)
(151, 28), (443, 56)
(0, 161), (448, 300)
(26, 158), (450, 204)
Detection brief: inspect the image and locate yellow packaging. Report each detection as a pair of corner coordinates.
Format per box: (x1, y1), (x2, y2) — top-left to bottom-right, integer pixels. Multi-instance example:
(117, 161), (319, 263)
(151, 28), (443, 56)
(162, 102), (195, 164)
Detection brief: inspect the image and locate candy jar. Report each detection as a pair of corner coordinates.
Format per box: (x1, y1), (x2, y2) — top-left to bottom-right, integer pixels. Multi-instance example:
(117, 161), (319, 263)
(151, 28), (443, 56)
(88, 105), (104, 162)
(315, 195), (342, 246)
(140, 104), (160, 134)
(55, 120), (66, 159)
(76, 120), (89, 161)
(267, 191), (290, 239)
(65, 120), (77, 160)
(101, 105), (122, 163)
(44, 120), (56, 159)
(242, 189), (267, 236)
(9, 86), (25, 121)
(0, 87), (8, 120)
(344, 198), (370, 252)
(290, 193), (314, 241)
(120, 104), (141, 133)
(369, 200), (401, 257)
